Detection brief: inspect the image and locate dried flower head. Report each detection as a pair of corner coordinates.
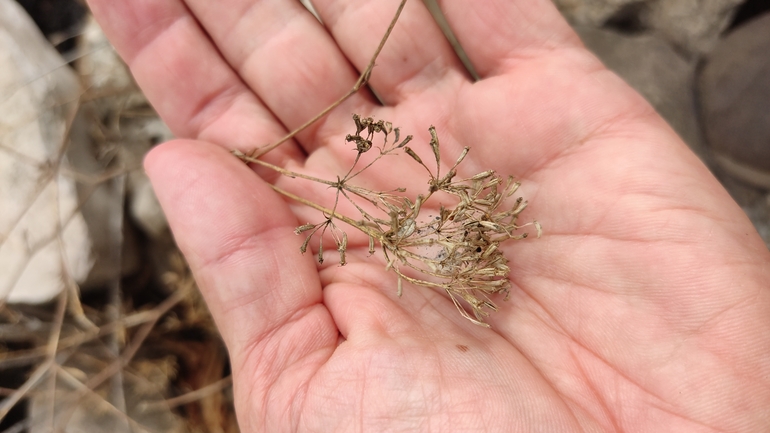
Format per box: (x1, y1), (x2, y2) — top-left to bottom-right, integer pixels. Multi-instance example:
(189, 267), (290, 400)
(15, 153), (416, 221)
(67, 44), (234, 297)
(237, 114), (539, 327)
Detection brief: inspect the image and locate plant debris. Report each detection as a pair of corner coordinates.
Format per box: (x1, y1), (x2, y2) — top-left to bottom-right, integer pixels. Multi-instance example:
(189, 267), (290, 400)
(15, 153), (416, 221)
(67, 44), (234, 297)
(237, 115), (540, 326)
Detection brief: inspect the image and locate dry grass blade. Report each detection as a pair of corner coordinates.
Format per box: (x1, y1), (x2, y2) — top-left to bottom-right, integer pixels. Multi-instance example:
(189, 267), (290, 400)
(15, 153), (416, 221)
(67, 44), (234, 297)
(52, 283), (190, 429)
(152, 376), (233, 410)
(0, 360), (53, 422)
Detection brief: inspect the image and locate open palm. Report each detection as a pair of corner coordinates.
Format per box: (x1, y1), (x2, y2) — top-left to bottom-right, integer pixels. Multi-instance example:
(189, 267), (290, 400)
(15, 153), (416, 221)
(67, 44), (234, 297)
(87, 0), (770, 431)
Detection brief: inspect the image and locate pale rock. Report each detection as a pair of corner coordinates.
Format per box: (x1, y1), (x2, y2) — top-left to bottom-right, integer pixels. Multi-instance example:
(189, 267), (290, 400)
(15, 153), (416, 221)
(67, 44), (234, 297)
(0, 0), (92, 303)
(552, 0), (744, 55)
(552, 0), (639, 25)
(76, 14), (135, 94)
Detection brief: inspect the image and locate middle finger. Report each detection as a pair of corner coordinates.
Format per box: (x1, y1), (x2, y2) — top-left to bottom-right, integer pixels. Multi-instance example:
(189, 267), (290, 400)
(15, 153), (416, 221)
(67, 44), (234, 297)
(311, 0), (470, 106)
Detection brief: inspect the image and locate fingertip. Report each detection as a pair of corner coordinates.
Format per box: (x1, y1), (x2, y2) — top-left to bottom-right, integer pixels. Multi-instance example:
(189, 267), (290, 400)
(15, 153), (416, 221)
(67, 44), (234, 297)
(143, 138), (213, 185)
(142, 137), (180, 180)
(142, 138), (294, 267)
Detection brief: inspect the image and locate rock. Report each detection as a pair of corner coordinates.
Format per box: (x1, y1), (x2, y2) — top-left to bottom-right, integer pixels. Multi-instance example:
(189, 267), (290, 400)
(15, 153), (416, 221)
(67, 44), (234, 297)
(0, 0), (92, 303)
(698, 13), (770, 188)
(552, 0), (641, 27)
(643, 0), (744, 55)
(552, 0), (744, 55)
(76, 14), (136, 93)
(575, 27), (704, 155)
(717, 175), (770, 248)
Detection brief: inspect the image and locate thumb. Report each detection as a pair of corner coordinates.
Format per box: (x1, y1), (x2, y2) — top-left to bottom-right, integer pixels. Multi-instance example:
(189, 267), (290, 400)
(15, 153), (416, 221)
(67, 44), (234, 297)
(144, 139), (337, 371)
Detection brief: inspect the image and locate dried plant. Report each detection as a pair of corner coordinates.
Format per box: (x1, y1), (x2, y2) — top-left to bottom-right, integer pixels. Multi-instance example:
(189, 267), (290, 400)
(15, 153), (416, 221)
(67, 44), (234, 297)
(229, 0), (540, 327)
(236, 114), (540, 327)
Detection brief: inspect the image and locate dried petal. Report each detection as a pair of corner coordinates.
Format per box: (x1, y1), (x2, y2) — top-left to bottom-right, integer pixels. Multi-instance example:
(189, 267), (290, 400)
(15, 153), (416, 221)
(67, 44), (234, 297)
(397, 218), (416, 238)
(471, 170), (495, 181)
(512, 199), (528, 216)
(506, 178), (521, 197)
(396, 135), (413, 148)
(317, 238), (324, 264)
(300, 235), (312, 254)
(294, 223), (316, 235)
(338, 232), (348, 266)
(481, 243), (498, 259)
(454, 147), (469, 168)
(412, 194), (424, 216)
(429, 125), (441, 166)
(404, 147), (423, 164)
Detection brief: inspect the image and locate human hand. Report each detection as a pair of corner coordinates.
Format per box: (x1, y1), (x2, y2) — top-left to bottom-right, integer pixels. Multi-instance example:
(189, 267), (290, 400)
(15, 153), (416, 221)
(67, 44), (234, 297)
(86, 0), (770, 430)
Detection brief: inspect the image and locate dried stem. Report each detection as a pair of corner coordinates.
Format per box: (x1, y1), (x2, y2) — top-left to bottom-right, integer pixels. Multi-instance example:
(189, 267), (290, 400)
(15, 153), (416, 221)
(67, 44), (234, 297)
(0, 359), (54, 421)
(41, 290), (68, 429)
(53, 283), (190, 429)
(249, 0), (409, 158)
(51, 365), (157, 433)
(153, 376), (233, 410)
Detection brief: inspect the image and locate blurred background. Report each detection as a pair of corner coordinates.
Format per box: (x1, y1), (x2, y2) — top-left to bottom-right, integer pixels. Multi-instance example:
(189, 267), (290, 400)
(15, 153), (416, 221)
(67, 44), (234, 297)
(0, 0), (768, 431)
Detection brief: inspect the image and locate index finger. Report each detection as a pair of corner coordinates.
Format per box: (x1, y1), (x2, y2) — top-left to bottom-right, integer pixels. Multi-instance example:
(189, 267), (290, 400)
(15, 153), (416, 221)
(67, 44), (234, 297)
(85, 0), (305, 169)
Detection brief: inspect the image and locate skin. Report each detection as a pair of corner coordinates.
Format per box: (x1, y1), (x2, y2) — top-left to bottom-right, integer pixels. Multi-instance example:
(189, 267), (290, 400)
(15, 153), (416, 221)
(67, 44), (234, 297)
(85, 0), (770, 431)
